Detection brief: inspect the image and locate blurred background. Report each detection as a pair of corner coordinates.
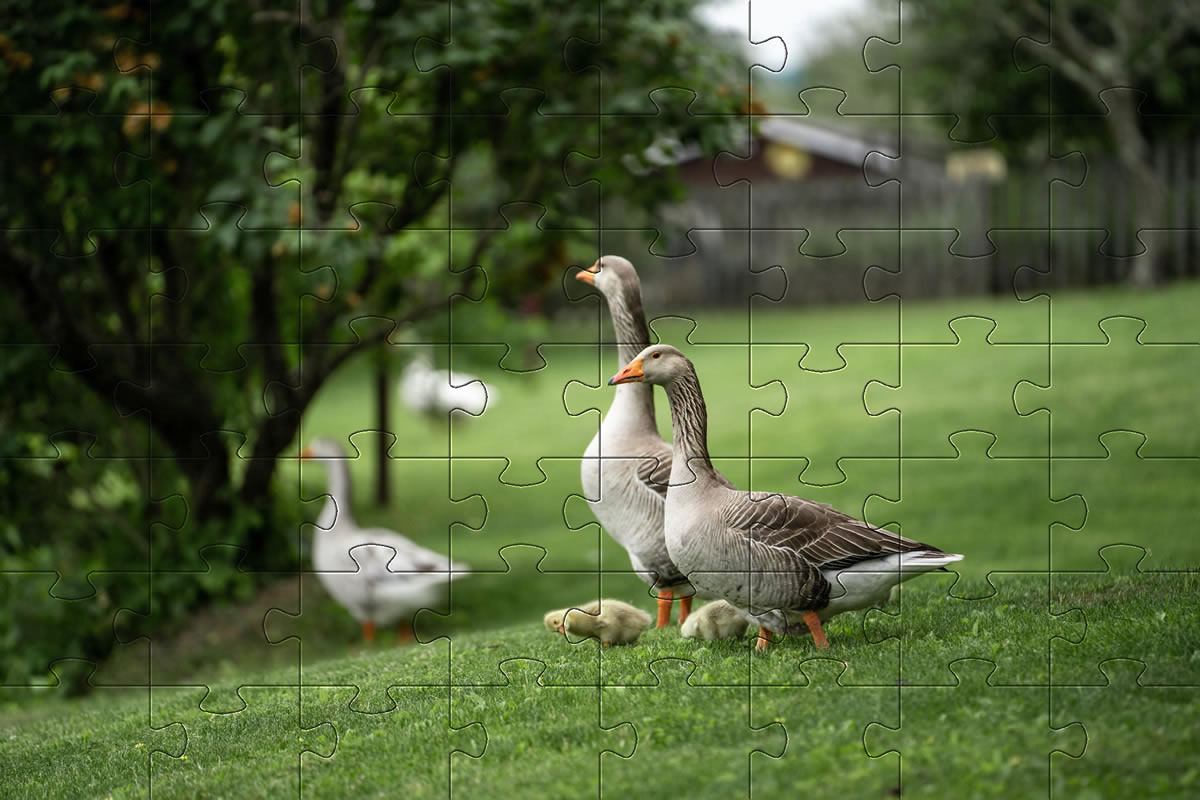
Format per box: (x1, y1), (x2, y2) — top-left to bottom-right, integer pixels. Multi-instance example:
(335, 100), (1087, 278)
(2, 0), (1198, 696)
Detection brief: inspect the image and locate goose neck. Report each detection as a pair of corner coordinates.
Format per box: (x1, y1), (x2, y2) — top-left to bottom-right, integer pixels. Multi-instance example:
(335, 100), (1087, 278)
(606, 287), (655, 423)
(664, 370), (716, 478)
(314, 459), (355, 530)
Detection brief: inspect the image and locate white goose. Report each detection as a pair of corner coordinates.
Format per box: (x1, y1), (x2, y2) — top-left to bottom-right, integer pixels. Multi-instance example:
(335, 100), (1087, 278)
(398, 352), (494, 419)
(301, 438), (469, 642)
(576, 256), (695, 628)
(609, 346), (963, 651)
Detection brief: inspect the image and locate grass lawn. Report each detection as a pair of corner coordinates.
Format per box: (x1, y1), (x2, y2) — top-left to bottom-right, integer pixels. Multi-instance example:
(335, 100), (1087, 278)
(3, 282), (1199, 797)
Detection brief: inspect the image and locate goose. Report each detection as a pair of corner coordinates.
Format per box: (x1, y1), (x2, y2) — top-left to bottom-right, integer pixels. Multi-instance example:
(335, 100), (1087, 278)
(680, 600), (750, 641)
(608, 345), (963, 651)
(301, 437), (469, 642)
(575, 255), (695, 628)
(398, 352), (495, 419)
(543, 598), (653, 646)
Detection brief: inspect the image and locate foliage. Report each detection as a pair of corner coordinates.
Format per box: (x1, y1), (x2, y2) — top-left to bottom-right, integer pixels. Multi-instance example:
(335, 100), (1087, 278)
(0, 0), (745, 688)
(895, 0), (1200, 150)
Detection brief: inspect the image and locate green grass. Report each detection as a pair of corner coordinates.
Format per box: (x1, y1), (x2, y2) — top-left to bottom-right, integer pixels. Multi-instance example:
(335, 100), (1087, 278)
(3, 572), (1198, 798)
(3, 282), (1199, 797)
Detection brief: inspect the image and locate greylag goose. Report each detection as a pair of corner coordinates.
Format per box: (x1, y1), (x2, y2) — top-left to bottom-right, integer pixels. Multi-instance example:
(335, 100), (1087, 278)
(608, 345), (963, 651)
(301, 438), (469, 642)
(576, 255), (694, 627)
(543, 598), (653, 646)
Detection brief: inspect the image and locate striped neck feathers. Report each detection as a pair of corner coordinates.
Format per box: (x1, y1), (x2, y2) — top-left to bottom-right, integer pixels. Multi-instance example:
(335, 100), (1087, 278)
(663, 368), (716, 478)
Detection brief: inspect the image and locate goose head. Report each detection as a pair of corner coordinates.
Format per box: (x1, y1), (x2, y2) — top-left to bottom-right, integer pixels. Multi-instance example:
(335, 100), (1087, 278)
(608, 344), (691, 387)
(574, 254), (641, 299)
(543, 609), (568, 635)
(300, 437), (347, 461)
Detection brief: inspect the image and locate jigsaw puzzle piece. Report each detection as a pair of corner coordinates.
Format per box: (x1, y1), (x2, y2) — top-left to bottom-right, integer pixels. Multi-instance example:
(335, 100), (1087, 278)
(647, 317), (786, 459)
(266, 583), (452, 703)
(750, 660), (898, 796)
(750, 229), (900, 361)
(863, 6), (1050, 119)
(0, 660), (186, 799)
(863, 572), (1085, 686)
(864, 431), (1085, 576)
(300, 685), (484, 795)
(864, 659), (1086, 797)
(865, 319), (1048, 456)
(113, 545), (300, 712)
(149, 686), (336, 796)
(865, 230), (1051, 343)
(415, 545), (601, 686)
(6, 110), (151, 244)
(0, 571), (153, 692)
(1016, 234), (1200, 343)
(750, 345), (898, 480)
(1042, 88), (1194, 257)
(565, 5), (784, 115)
(600, 658), (784, 797)
(451, 660), (632, 796)
(740, 458), (902, 684)
(1051, 545), (1200, 687)
(447, 345), (597, 483)
(296, 226), (451, 349)
(1, 343), (151, 461)
(563, 97), (751, 233)
(0, 0), (152, 114)
(448, 460), (594, 569)
(450, 115), (599, 230)
(1049, 432), (1200, 571)
(413, 0), (601, 116)
(447, 207), (590, 346)
(143, 441), (308, 573)
(1051, 659), (1200, 796)
(297, 435), (483, 572)
(730, 151), (899, 263)
(1015, 318), (1200, 457)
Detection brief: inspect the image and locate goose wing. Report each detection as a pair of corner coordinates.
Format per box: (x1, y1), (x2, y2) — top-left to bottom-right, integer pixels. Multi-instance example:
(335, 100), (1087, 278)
(352, 528), (467, 574)
(724, 492), (936, 569)
(633, 438), (674, 499)
(718, 491), (938, 610)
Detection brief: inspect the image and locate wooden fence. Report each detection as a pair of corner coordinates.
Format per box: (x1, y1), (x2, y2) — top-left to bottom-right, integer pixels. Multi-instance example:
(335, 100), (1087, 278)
(601, 143), (1200, 310)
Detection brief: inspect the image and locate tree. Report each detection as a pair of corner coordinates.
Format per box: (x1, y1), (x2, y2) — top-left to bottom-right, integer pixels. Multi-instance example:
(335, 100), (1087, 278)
(0, 0), (745, 679)
(895, 0), (1200, 285)
(0, 0), (743, 544)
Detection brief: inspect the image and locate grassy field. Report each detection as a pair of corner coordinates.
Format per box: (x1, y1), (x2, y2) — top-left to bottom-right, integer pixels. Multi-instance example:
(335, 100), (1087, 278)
(3, 282), (1199, 797)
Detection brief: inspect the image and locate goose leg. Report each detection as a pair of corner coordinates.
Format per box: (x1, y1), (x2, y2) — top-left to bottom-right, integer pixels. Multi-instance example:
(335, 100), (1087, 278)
(755, 626), (772, 652)
(361, 620), (376, 642)
(656, 590), (674, 628)
(802, 611), (829, 648)
(395, 621), (414, 645)
(678, 595), (693, 624)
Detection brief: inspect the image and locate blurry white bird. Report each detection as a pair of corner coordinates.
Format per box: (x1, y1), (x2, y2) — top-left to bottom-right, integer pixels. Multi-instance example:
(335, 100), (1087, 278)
(543, 598), (652, 646)
(680, 600), (750, 641)
(398, 352), (495, 419)
(302, 437), (469, 643)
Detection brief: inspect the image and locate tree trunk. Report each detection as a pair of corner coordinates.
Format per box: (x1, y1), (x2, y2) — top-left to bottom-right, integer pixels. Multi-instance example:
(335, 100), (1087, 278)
(374, 348), (391, 506)
(1102, 89), (1164, 288)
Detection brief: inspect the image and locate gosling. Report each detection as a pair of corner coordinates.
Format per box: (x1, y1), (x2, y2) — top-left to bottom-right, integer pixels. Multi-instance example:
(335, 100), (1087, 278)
(680, 600), (750, 641)
(543, 599), (652, 646)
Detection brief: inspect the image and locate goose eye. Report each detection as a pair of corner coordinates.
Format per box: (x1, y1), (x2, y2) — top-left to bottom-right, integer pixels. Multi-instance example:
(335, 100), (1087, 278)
(652, 352), (661, 359)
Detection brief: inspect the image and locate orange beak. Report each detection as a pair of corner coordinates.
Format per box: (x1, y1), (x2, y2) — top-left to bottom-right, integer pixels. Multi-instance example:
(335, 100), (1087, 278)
(556, 625), (566, 635)
(609, 358), (644, 385)
(574, 262), (599, 285)
(300, 447), (313, 459)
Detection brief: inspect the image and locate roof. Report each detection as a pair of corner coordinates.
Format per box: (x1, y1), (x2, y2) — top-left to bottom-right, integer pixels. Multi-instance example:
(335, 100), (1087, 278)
(625, 117), (908, 176)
